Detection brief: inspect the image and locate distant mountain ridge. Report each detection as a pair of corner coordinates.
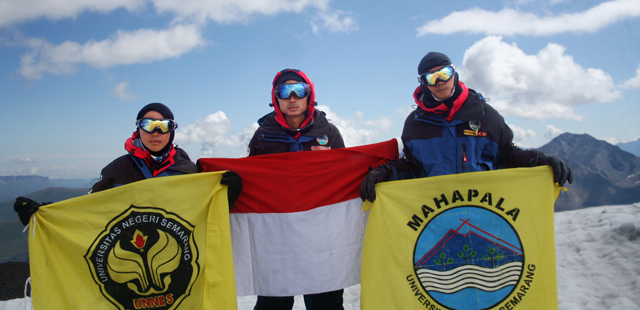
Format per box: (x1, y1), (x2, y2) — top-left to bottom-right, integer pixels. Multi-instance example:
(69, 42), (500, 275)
(0, 175), (95, 202)
(617, 138), (640, 157)
(538, 133), (640, 211)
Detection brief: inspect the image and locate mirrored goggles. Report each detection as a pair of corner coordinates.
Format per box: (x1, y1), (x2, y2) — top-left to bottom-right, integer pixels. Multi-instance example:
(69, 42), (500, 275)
(275, 83), (311, 99)
(418, 65), (455, 86)
(136, 118), (178, 134)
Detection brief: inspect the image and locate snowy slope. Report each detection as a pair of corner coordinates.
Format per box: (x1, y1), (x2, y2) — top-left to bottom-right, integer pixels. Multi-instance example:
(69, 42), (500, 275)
(2, 203), (639, 310)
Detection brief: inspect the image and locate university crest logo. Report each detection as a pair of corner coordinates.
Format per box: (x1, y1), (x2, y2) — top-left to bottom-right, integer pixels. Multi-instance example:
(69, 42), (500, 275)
(85, 205), (200, 310)
(413, 206), (524, 310)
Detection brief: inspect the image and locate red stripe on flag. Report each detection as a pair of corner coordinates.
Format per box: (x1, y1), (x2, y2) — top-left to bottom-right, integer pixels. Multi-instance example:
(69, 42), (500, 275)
(197, 139), (398, 213)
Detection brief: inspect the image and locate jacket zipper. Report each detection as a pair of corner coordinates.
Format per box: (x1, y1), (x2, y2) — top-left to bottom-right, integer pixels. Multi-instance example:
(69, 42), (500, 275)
(461, 143), (467, 173)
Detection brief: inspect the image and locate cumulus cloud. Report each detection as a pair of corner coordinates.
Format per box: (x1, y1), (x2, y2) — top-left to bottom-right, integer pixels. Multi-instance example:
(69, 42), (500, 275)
(621, 65), (640, 89)
(0, 0), (146, 29)
(544, 124), (565, 140)
(417, 0), (640, 36)
(508, 124), (537, 148)
(458, 36), (620, 121)
(317, 105), (392, 147)
(12, 156), (35, 164)
(311, 9), (359, 35)
(111, 81), (137, 101)
(153, 0), (329, 24)
(174, 111), (257, 157)
(19, 23), (206, 80)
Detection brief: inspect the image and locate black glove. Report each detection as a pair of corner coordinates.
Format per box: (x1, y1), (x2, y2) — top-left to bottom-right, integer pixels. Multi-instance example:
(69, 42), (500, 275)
(220, 171), (242, 210)
(537, 155), (573, 187)
(14, 197), (45, 226)
(360, 164), (393, 202)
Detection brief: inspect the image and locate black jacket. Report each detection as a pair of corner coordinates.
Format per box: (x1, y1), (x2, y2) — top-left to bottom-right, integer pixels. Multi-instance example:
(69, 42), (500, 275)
(248, 109), (345, 156)
(90, 137), (196, 193)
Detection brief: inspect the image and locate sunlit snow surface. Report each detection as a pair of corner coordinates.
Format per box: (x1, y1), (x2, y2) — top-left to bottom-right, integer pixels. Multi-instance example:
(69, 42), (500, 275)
(2, 203), (638, 310)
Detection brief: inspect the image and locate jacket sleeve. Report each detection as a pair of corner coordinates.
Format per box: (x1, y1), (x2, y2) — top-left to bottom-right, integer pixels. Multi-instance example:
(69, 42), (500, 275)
(495, 122), (543, 169)
(329, 124), (346, 149)
(247, 128), (262, 157)
(89, 169), (111, 194)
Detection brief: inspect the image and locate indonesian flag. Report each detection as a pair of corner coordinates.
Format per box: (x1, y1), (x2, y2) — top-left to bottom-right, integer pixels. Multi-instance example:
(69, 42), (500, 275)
(197, 139), (398, 296)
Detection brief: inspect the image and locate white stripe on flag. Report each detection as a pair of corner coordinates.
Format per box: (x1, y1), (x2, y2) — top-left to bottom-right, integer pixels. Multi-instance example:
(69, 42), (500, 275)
(231, 197), (367, 296)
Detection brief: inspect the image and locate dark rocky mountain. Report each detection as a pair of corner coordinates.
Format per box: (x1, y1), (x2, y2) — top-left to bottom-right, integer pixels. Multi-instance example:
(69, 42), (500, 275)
(0, 187), (89, 263)
(618, 138), (640, 157)
(537, 133), (640, 211)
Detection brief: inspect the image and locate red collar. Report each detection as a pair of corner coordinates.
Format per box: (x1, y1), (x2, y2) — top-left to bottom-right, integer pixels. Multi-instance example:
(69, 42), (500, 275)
(415, 82), (469, 121)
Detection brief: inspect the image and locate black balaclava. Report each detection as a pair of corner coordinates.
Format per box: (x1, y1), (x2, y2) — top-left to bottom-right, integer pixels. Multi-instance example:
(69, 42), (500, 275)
(136, 102), (175, 157)
(417, 52), (461, 108)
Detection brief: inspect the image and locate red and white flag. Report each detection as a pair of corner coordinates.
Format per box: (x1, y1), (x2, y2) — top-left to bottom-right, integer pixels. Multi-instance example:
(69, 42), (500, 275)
(197, 140), (398, 296)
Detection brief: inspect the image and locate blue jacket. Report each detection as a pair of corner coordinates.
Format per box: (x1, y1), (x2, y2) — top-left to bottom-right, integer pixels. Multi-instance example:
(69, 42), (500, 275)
(392, 84), (538, 180)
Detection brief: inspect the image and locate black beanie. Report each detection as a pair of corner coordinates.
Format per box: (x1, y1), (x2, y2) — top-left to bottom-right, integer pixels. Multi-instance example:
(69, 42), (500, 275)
(418, 52), (452, 75)
(275, 70), (306, 86)
(137, 102), (174, 120)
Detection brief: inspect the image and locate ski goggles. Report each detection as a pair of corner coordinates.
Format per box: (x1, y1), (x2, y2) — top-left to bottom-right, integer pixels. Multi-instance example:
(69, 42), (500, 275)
(274, 83), (311, 99)
(418, 65), (455, 86)
(136, 118), (178, 134)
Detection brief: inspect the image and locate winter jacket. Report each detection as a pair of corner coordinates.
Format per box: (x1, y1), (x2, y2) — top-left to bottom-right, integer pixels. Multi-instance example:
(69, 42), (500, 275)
(90, 133), (197, 193)
(390, 83), (540, 180)
(248, 109), (345, 155)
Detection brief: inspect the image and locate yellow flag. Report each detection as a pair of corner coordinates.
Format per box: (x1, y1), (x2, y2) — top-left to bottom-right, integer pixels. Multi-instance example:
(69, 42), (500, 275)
(361, 167), (560, 310)
(28, 172), (236, 310)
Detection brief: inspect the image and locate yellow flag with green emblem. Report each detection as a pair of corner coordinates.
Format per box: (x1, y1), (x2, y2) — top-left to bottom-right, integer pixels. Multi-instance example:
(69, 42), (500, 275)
(28, 172), (236, 310)
(361, 166), (560, 310)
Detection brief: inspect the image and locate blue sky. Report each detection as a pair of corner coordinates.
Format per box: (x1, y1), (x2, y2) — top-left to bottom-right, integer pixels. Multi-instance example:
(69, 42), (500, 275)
(1, 0), (639, 179)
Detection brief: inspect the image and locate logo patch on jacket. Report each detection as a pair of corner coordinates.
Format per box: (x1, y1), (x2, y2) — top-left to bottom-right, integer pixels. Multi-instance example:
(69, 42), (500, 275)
(311, 146), (331, 151)
(317, 135), (329, 145)
(465, 121), (486, 136)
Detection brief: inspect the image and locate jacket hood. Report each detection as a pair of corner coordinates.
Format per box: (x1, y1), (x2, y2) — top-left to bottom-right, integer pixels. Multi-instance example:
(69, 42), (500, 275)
(271, 69), (317, 130)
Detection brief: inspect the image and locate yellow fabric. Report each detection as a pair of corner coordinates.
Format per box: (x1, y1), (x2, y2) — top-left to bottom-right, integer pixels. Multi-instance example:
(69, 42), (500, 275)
(361, 166), (560, 310)
(28, 172), (236, 310)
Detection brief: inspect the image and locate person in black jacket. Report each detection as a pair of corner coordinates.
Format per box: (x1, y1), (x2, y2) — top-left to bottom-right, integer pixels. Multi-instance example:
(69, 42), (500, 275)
(360, 52), (573, 202)
(15, 103), (241, 225)
(249, 69), (345, 310)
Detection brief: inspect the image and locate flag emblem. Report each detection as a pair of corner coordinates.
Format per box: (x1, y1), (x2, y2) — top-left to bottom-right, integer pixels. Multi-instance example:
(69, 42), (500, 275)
(85, 205), (200, 310)
(413, 206), (524, 309)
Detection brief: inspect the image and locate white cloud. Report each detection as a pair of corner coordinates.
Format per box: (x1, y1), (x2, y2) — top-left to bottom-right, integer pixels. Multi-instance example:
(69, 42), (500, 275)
(174, 111), (256, 157)
(317, 105), (393, 147)
(152, 0), (329, 24)
(18, 23), (206, 80)
(111, 81), (137, 101)
(417, 0), (640, 36)
(0, 0), (146, 28)
(621, 65), (640, 89)
(508, 124), (537, 148)
(543, 124), (565, 140)
(311, 9), (358, 35)
(12, 156), (34, 164)
(458, 36), (620, 121)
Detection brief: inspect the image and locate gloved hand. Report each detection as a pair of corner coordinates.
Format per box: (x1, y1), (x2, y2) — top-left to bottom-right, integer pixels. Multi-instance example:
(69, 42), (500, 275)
(360, 163), (393, 202)
(220, 171), (242, 210)
(14, 197), (46, 226)
(537, 155), (573, 187)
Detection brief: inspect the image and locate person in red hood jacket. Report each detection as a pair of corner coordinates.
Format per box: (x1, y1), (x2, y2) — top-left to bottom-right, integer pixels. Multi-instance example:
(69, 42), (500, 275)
(248, 69), (345, 310)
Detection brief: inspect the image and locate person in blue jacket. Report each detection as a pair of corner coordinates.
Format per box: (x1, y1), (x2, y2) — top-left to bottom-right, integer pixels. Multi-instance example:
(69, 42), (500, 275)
(248, 69), (345, 310)
(360, 52), (573, 202)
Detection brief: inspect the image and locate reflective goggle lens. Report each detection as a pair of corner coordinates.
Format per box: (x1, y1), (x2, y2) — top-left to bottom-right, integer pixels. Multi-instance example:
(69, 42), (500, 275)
(136, 118), (177, 134)
(275, 83), (311, 99)
(419, 66), (455, 86)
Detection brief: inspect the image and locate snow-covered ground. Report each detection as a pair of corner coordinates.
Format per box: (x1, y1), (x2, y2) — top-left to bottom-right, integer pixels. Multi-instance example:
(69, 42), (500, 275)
(2, 203), (639, 310)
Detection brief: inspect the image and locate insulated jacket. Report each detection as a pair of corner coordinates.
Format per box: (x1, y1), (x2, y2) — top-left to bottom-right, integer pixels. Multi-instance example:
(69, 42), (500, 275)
(390, 83), (540, 180)
(248, 109), (345, 155)
(248, 69), (345, 156)
(90, 133), (197, 193)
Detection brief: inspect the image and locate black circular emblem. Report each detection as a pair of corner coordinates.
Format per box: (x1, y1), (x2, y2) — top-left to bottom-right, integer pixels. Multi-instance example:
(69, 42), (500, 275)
(85, 205), (200, 310)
